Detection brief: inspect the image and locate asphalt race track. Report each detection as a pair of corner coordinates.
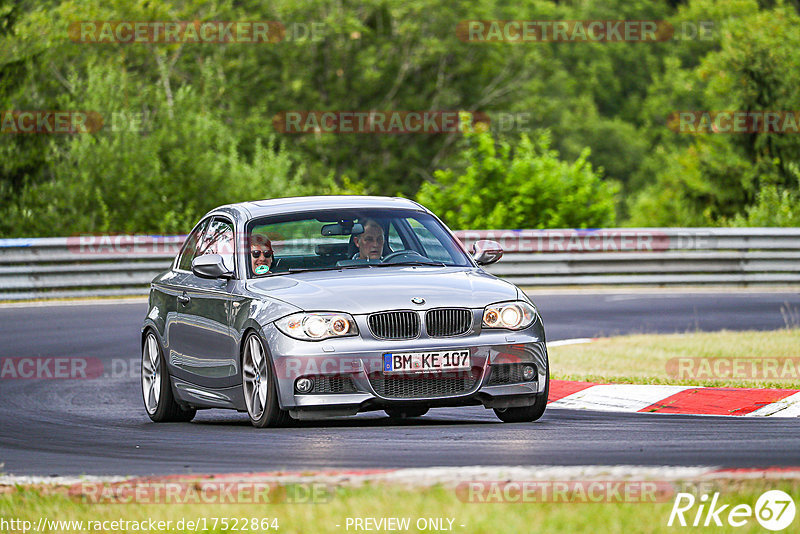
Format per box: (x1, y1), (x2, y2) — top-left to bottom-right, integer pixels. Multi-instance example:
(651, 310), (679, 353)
(1, 291), (798, 476)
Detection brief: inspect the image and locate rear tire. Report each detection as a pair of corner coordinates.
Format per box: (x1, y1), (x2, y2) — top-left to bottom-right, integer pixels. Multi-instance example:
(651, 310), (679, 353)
(494, 369), (549, 423)
(385, 406), (429, 419)
(141, 331), (196, 422)
(242, 332), (291, 428)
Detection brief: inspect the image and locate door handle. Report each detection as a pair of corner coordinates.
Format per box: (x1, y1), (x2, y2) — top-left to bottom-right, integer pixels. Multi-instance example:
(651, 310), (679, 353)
(178, 293), (191, 306)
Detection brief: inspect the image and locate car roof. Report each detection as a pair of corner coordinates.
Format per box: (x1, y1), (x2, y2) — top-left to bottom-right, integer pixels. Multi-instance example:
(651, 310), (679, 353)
(207, 196), (429, 221)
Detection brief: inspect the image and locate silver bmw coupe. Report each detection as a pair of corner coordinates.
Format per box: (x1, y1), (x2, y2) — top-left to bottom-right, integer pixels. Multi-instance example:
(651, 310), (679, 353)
(141, 196), (549, 427)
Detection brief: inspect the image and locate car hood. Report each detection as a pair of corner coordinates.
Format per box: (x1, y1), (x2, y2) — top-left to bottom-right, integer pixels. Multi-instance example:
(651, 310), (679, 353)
(245, 266), (519, 314)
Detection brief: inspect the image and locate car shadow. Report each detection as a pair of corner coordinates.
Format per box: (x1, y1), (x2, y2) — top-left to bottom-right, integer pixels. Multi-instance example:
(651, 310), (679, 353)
(191, 412), (500, 428)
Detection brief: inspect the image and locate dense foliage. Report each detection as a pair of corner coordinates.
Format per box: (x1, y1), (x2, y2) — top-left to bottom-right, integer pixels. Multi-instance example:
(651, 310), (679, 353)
(418, 125), (617, 229)
(1, 0), (798, 235)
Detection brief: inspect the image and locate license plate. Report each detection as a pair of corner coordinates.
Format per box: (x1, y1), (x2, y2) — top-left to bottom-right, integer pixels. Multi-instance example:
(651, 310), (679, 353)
(383, 350), (471, 373)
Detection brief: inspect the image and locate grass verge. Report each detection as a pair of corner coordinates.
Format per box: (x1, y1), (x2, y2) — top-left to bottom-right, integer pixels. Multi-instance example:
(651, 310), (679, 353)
(1, 479), (799, 533)
(549, 329), (800, 389)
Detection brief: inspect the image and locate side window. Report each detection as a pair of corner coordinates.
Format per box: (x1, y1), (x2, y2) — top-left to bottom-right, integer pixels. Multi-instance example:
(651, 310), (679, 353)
(197, 218), (235, 271)
(177, 219), (209, 271)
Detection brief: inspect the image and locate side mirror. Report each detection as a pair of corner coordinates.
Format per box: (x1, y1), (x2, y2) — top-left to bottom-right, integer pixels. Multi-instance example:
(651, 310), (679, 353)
(471, 240), (503, 266)
(191, 254), (234, 279)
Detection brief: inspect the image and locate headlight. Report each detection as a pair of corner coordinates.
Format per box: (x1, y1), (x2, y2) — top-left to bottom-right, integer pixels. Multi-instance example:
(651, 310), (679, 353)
(482, 301), (536, 330)
(275, 312), (358, 341)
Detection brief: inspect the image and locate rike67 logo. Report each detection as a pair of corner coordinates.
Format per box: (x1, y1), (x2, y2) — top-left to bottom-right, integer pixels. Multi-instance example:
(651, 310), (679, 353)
(668, 490), (796, 531)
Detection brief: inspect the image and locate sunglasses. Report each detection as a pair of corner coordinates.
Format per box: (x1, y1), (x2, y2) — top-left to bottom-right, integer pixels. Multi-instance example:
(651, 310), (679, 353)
(251, 250), (273, 259)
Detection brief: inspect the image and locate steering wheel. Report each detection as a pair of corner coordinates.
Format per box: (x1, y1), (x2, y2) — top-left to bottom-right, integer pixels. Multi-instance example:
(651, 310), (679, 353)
(381, 250), (428, 264)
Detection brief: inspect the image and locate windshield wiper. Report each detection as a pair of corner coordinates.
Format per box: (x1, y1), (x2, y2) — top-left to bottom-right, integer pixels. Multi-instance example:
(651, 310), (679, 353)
(375, 261), (447, 267)
(285, 267), (339, 274)
(265, 262), (446, 276)
(339, 263), (375, 269)
(251, 267), (341, 277)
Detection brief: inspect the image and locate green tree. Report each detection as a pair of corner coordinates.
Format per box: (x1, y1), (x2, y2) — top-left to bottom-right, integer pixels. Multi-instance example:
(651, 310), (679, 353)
(3, 0), (799, 236)
(629, 0), (800, 226)
(0, 62), (322, 236)
(417, 126), (618, 230)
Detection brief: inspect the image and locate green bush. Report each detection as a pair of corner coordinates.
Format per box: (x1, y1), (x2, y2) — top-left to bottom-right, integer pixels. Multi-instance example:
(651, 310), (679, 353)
(732, 164), (800, 227)
(0, 62), (327, 236)
(417, 125), (618, 230)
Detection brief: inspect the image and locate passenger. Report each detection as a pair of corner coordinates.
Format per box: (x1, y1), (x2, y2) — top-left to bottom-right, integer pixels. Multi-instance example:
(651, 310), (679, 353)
(353, 218), (385, 260)
(250, 234), (274, 275)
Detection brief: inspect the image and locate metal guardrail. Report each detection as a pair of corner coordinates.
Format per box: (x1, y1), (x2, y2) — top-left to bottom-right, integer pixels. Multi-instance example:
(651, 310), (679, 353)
(0, 235), (184, 300)
(0, 228), (799, 300)
(456, 228), (800, 287)
(459, 228), (800, 286)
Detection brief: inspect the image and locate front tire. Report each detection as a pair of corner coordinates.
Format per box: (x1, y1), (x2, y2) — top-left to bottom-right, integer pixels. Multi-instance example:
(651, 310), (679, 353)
(494, 370), (549, 423)
(242, 333), (290, 428)
(141, 331), (196, 422)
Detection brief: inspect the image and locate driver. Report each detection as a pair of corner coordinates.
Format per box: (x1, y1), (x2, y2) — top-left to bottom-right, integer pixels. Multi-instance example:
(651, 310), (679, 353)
(250, 234), (274, 275)
(353, 218), (385, 260)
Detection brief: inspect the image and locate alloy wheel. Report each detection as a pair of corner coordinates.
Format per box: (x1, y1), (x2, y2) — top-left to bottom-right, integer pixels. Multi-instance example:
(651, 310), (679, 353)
(243, 335), (269, 420)
(141, 333), (161, 415)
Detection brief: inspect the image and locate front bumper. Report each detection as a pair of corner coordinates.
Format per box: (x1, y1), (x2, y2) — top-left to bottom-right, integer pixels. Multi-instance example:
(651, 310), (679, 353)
(261, 316), (548, 419)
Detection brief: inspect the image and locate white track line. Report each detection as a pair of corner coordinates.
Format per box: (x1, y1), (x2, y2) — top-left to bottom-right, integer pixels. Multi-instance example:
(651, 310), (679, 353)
(0, 297), (147, 308)
(746, 391), (800, 417)
(547, 338), (597, 347)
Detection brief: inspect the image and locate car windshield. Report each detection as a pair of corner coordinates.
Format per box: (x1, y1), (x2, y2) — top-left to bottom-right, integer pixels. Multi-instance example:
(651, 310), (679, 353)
(245, 208), (471, 278)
